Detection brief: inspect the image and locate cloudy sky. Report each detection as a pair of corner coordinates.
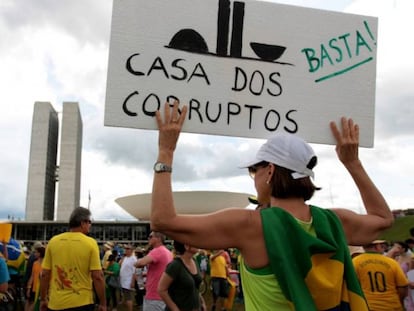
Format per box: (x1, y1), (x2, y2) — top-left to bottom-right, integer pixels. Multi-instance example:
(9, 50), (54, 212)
(1, 0), (413, 221)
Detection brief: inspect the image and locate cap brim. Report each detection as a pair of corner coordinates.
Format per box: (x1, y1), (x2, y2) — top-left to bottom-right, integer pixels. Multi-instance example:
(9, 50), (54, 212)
(239, 156), (261, 168)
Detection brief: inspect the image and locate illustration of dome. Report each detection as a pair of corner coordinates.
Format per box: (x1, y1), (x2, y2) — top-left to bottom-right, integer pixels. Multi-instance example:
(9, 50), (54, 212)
(167, 29), (209, 53)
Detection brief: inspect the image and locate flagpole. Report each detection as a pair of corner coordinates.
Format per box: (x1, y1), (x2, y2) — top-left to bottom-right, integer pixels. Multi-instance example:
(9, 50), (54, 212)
(88, 190), (91, 210)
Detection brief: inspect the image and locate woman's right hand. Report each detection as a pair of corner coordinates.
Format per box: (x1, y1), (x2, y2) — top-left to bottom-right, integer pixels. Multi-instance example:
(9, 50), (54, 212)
(155, 101), (187, 155)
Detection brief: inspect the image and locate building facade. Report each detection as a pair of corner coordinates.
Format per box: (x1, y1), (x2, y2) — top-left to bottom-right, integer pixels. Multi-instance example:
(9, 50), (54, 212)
(26, 101), (82, 221)
(25, 102), (59, 221)
(9, 220), (151, 245)
(56, 103), (82, 221)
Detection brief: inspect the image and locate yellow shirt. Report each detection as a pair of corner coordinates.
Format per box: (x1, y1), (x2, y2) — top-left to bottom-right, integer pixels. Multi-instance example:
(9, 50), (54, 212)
(210, 254), (227, 278)
(353, 252), (409, 311)
(42, 232), (102, 309)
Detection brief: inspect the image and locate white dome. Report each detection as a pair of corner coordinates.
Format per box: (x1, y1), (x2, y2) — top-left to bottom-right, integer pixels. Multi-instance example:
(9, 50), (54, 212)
(116, 191), (253, 220)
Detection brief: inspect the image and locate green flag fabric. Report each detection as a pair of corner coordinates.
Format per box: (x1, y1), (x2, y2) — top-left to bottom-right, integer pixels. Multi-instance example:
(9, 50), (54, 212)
(261, 206), (368, 311)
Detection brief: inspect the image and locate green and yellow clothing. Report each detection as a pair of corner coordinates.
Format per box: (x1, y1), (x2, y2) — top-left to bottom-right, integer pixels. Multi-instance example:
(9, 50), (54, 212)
(240, 258), (290, 311)
(240, 206), (368, 311)
(240, 213), (315, 311)
(105, 261), (120, 296)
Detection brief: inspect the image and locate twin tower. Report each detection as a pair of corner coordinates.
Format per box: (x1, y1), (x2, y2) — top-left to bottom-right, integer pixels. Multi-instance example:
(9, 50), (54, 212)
(25, 102), (82, 221)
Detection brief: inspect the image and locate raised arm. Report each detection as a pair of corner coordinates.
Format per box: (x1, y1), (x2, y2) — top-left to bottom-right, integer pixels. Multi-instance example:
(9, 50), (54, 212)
(329, 117), (393, 245)
(150, 101), (187, 230)
(150, 101), (257, 250)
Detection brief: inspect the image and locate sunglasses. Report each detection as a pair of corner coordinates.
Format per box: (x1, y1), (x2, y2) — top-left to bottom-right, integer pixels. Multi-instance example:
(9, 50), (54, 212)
(84, 219), (92, 224)
(248, 161), (269, 179)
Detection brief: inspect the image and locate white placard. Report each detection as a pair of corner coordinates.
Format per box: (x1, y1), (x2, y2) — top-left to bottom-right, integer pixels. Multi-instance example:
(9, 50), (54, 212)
(105, 0), (377, 146)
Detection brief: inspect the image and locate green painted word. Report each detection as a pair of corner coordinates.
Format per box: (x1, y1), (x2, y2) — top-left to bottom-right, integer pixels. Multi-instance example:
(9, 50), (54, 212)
(301, 23), (375, 75)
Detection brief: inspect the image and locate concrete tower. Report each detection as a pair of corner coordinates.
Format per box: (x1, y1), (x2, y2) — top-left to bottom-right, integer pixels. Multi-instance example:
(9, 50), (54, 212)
(56, 102), (83, 221)
(25, 101), (83, 221)
(25, 102), (59, 221)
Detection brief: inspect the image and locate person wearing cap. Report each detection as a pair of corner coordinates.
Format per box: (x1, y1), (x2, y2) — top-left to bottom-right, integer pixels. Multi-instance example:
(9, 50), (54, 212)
(353, 240), (409, 310)
(348, 245), (365, 258)
(102, 242), (114, 270)
(150, 101), (393, 311)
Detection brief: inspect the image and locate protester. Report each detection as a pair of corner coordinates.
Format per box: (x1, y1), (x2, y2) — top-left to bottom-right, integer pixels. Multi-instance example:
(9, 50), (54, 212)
(0, 240), (11, 310)
(158, 240), (206, 311)
(23, 241), (44, 296)
(194, 250), (209, 280)
(40, 207), (106, 311)
(150, 101), (394, 310)
(135, 231), (172, 311)
(353, 240), (409, 311)
(405, 238), (414, 253)
(348, 245), (364, 258)
(209, 250), (229, 311)
(0, 242), (10, 294)
(134, 248), (147, 308)
(25, 244), (45, 311)
(102, 242), (114, 270)
(104, 254), (120, 311)
(119, 244), (137, 311)
(387, 241), (413, 273)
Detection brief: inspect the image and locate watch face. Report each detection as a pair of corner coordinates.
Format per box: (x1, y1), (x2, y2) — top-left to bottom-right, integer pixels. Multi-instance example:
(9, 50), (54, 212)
(154, 162), (163, 171)
(154, 162), (171, 172)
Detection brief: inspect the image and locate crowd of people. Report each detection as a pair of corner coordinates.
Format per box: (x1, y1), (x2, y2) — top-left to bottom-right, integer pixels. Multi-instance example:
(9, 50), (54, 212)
(0, 212), (243, 311)
(2, 228), (414, 311)
(97, 235), (241, 311)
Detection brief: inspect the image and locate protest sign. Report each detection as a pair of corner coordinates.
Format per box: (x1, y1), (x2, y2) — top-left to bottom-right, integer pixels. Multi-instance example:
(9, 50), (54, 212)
(105, 0), (377, 146)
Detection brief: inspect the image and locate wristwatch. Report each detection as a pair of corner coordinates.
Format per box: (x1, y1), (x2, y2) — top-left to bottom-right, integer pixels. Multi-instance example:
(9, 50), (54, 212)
(153, 162), (172, 173)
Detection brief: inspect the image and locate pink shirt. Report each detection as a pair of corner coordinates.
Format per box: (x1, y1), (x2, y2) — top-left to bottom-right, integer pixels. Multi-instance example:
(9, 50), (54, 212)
(145, 245), (173, 300)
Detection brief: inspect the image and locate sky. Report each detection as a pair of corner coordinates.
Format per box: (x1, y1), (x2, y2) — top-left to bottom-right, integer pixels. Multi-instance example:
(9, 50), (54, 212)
(1, 0), (413, 221)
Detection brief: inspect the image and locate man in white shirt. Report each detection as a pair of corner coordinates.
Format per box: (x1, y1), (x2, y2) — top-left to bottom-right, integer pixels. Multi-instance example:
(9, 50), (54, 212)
(119, 245), (138, 311)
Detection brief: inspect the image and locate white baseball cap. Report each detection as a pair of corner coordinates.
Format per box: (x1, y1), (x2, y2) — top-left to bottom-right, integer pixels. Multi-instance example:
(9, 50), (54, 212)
(242, 134), (316, 179)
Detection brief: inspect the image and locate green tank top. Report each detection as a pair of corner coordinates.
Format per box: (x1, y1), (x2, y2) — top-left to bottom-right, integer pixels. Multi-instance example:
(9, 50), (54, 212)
(239, 217), (315, 311)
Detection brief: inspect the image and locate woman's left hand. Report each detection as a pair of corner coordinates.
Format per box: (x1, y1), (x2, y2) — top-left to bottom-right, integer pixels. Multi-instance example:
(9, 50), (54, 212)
(330, 117), (359, 166)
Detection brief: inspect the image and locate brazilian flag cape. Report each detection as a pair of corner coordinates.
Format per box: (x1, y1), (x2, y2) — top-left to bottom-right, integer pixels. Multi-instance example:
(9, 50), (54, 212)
(261, 206), (368, 311)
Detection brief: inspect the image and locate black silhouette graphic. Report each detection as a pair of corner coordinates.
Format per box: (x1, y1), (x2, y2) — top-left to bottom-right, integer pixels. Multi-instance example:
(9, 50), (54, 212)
(165, 0), (293, 65)
(168, 29), (209, 53)
(229, 0), (244, 58)
(250, 42), (286, 62)
(216, 0), (231, 56)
